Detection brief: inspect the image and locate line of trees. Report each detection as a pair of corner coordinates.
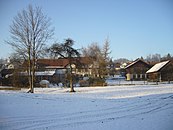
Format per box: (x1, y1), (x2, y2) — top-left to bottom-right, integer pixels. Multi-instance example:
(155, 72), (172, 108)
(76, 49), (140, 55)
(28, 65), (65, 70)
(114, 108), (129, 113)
(145, 53), (173, 63)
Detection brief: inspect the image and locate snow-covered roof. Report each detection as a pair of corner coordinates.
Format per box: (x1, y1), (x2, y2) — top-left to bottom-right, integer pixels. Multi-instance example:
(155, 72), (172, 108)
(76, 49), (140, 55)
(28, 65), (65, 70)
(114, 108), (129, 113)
(146, 60), (170, 73)
(21, 71), (55, 76)
(35, 71), (55, 76)
(45, 66), (64, 69)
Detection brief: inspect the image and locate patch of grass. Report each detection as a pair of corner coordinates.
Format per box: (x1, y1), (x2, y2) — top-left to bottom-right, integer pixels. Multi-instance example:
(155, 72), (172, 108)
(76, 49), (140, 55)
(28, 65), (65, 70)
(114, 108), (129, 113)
(0, 87), (21, 90)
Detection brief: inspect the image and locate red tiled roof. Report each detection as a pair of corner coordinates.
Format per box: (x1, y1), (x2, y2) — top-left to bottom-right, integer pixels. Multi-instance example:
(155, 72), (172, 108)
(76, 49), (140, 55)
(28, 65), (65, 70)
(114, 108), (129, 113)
(22, 57), (92, 68)
(37, 58), (69, 67)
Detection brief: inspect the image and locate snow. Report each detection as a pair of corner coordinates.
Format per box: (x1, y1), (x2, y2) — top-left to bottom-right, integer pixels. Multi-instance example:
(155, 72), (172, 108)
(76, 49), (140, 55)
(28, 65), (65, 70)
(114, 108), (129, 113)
(0, 84), (173, 130)
(39, 80), (50, 87)
(146, 60), (170, 73)
(21, 71), (55, 76)
(35, 71), (55, 76)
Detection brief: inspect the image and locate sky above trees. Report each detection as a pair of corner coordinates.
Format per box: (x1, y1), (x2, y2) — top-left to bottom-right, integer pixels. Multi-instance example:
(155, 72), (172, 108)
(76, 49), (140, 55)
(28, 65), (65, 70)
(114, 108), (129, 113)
(0, 0), (173, 60)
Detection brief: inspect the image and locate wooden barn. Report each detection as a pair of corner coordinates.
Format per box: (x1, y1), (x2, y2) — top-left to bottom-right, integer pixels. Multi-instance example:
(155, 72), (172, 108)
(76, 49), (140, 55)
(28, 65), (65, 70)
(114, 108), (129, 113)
(125, 59), (151, 81)
(146, 60), (173, 82)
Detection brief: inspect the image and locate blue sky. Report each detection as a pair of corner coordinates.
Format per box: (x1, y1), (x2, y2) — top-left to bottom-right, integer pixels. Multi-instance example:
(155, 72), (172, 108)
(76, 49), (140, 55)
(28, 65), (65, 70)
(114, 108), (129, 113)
(0, 0), (173, 60)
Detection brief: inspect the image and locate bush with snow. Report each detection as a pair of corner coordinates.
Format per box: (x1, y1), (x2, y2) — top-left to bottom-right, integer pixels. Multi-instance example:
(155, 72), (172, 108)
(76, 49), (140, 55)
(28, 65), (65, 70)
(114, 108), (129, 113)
(39, 80), (50, 87)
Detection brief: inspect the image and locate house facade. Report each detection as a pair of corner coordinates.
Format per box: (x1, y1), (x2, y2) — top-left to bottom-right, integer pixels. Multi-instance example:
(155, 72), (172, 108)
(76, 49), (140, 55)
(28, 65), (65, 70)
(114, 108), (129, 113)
(125, 59), (151, 81)
(146, 60), (173, 82)
(0, 62), (15, 86)
(21, 57), (95, 85)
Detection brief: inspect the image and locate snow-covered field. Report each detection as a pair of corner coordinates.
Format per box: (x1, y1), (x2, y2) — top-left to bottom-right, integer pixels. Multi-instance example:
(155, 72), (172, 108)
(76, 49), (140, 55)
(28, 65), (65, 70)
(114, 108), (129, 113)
(0, 84), (173, 130)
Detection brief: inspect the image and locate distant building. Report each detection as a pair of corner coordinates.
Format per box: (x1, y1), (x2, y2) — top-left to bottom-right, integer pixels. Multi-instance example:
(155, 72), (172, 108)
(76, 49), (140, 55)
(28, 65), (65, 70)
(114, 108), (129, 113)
(125, 59), (151, 81)
(146, 60), (173, 82)
(21, 57), (94, 84)
(0, 62), (15, 86)
(0, 69), (14, 86)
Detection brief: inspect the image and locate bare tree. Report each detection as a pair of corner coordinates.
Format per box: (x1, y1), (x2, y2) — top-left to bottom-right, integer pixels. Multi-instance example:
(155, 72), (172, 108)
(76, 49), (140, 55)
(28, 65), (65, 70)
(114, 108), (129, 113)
(82, 43), (101, 60)
(48, 38), (80, 92)
(6, 5), (54, 93)
(82, 43), (102, 77)
(82, 39), (111, 78)
(145, 53), (161, 63)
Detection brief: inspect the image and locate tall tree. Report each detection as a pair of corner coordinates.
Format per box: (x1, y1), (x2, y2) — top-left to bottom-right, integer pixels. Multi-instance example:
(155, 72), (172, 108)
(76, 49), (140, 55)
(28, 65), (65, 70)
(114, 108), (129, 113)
(102, 38), (111, 61)
(6, 5), (54, 93)
(48, 38), (80, 92)
(100, 38), (111, 77)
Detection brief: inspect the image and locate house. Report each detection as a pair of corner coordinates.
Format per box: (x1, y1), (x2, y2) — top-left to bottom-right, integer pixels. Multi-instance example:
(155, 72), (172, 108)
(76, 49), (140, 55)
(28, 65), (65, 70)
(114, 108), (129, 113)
(0, 57), (100, 86)
(21, 57), (94, 84)
(0, 62), (15, 86)
(0, 68), (14, 86)
(125, 58), (151, 81)
(146, 60), (173, 82)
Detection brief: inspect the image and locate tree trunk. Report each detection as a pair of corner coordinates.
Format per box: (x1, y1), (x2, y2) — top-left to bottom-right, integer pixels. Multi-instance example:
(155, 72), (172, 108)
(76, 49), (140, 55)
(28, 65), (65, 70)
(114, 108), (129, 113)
(28, 46), (33, 93)
(70, 76), (75, 92)
(69, 62), (75, 92)
(31, 61), (34, 93)
(31, 42), (36, 93)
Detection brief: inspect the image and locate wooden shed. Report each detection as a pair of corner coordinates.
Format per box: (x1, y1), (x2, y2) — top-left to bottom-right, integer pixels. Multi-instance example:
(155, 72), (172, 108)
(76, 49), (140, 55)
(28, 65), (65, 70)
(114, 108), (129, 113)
(146, 60), (173, 82)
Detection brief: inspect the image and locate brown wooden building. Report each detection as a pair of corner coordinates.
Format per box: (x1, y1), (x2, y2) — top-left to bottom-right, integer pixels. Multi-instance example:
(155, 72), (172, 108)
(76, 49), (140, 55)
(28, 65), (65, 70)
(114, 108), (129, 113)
(146, 60), (173, 82)
(125, 59), (151, 81)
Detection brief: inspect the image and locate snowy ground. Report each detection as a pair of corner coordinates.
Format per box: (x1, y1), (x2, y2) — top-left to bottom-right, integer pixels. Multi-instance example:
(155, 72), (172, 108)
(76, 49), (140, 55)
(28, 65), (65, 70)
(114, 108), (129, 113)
(0, 84), (173, 130)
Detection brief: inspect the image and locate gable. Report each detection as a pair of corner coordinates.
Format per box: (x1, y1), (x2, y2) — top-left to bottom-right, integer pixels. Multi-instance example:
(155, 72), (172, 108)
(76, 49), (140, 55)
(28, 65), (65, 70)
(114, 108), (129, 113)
(160, 61), (173, 72)
(125, 59), (150, 70)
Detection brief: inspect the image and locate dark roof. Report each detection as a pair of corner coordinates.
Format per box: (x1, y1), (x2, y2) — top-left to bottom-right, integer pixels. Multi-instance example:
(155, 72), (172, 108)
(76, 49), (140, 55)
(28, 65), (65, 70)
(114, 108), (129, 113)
(37, 58), (69, 67)
(125, 58), (150, 69)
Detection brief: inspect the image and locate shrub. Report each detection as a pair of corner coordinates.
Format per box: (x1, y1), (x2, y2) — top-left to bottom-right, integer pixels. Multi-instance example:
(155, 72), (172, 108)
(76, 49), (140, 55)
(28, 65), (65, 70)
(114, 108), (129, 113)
(88, 77), (106, 87)
(79, 80), (89, 87)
